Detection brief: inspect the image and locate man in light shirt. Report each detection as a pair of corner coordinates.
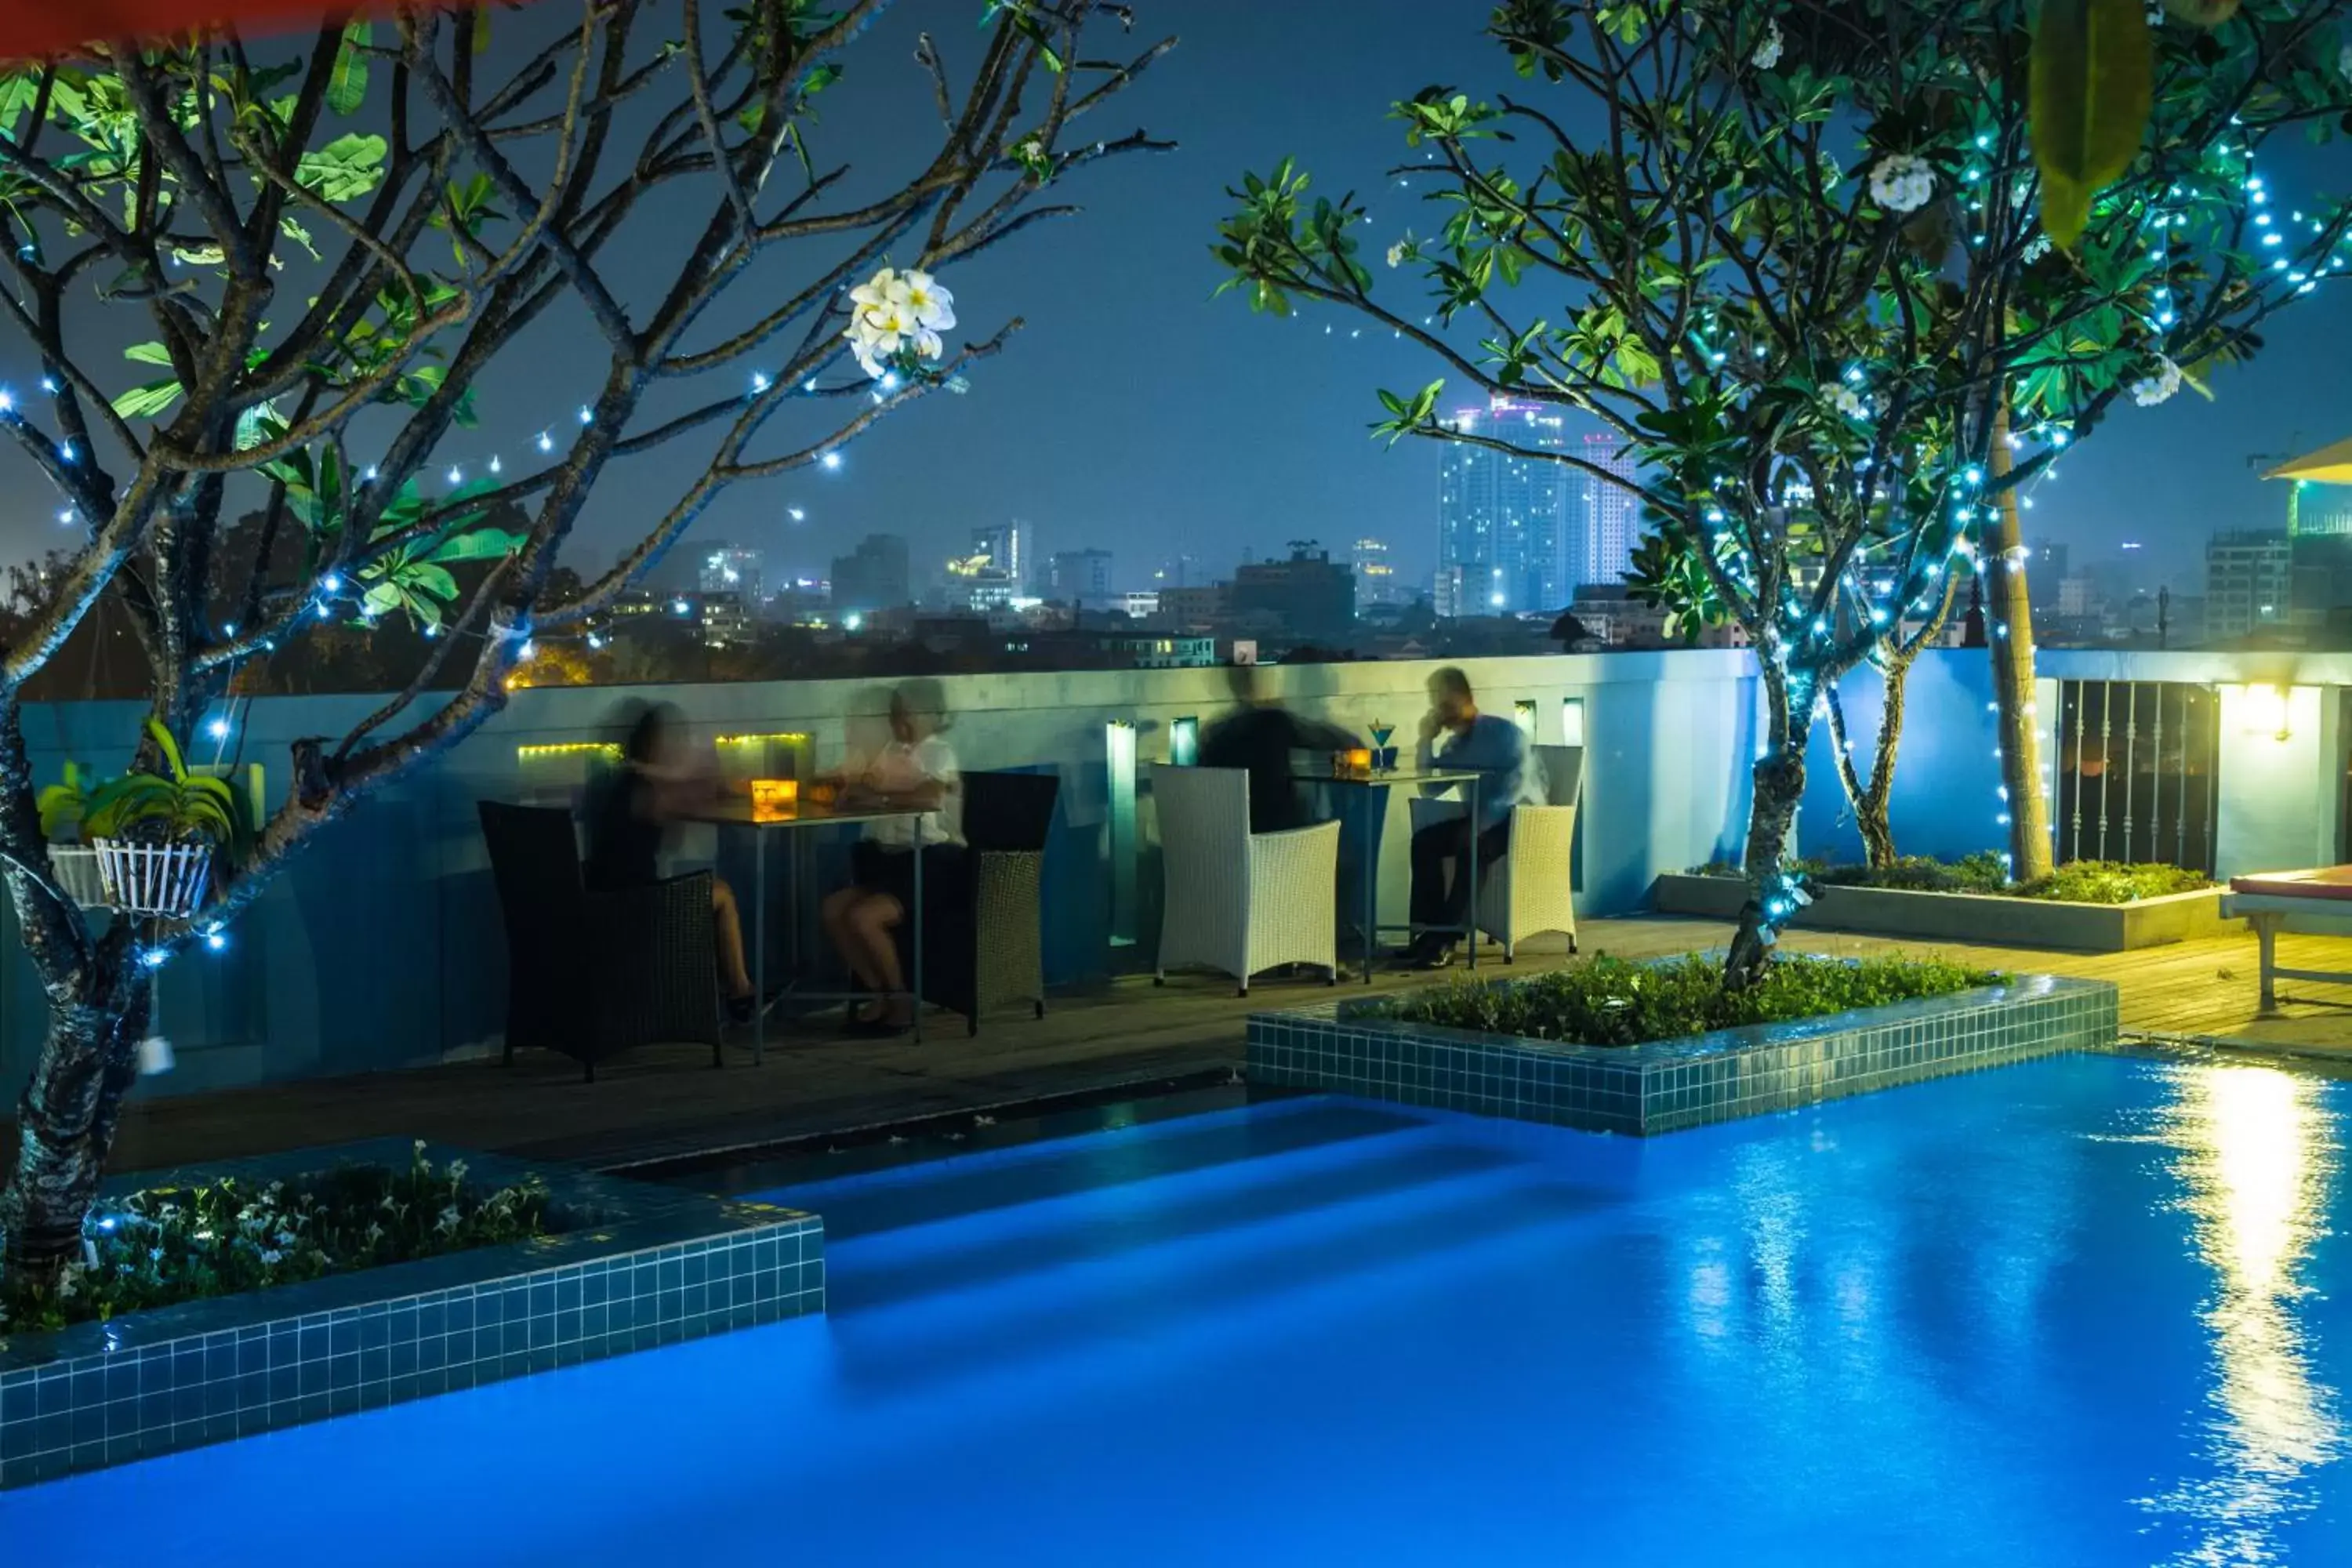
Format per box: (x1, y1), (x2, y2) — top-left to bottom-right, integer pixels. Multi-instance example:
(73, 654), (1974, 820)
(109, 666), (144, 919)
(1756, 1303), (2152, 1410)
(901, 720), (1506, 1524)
(1406, 666), (1525, 969)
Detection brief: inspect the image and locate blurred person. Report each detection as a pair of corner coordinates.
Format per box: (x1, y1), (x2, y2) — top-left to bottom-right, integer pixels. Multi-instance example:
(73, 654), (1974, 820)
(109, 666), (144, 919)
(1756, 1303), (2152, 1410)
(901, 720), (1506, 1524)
(1198, 661), (1359, 832)
(821, 680), (966, 1036)
(582, 700), (757, 1021)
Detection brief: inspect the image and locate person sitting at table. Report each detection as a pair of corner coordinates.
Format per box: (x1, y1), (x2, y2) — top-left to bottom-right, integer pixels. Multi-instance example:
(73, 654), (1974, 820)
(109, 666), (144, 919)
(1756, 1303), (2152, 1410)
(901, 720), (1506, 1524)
(1199, 660), (1359, 832)
(582, 699), (758, 1022)
(821, 680), (967, 1036)
(1405, 666), (1526, 970)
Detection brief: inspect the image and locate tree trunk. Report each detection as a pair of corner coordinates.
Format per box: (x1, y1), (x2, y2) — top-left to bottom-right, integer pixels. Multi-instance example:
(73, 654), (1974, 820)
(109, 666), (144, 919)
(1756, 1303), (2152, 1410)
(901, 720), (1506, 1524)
(1985, 400), (2053, 881)
(4, 985), (150, 1275)
(1826, 655), (1911, 871)
(1726, 660), (1814, 988)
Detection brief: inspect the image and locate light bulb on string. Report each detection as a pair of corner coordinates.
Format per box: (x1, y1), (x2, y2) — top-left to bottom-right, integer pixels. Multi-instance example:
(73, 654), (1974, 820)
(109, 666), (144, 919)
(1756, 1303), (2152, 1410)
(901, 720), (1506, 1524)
(536, 431), (554, 453)
(821, 452), (842, 471)
(577, 405), (593, 424)
(488, 456), (503, 475)
(751, 372), (771, 394)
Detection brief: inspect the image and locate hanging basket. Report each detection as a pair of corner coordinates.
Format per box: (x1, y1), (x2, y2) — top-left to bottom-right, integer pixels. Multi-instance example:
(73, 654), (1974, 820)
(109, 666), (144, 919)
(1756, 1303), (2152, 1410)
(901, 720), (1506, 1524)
(47, 847), (112, 910)
(91, 838), (214, 917)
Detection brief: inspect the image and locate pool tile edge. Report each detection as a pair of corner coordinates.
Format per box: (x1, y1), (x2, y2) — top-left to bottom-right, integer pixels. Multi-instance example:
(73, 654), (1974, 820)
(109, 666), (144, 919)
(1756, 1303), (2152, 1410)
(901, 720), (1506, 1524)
(1244, 976), (2120, 1137)
(0, 1142), (824, 1491)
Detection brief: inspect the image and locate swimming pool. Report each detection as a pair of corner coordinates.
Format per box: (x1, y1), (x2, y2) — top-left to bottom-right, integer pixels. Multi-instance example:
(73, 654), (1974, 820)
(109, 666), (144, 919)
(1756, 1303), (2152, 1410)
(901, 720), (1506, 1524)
(2, 1050), (2347, 1565)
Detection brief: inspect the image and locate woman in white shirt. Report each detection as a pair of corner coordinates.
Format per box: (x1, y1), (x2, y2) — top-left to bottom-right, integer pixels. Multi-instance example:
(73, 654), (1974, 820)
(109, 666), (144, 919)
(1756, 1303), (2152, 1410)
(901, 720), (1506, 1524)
(821, 681), (965, 1036)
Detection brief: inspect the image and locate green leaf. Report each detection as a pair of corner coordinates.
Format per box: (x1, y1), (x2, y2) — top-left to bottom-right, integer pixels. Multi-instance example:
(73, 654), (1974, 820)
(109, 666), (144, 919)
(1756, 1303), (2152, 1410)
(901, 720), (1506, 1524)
(122, 340), (175, 367)
(294, 132), (388, 204)
(327, 20), (371, 115)
(111, 377), (185, 420)
(423, 528), (525, 564)
(2029, 0), (2153, 251)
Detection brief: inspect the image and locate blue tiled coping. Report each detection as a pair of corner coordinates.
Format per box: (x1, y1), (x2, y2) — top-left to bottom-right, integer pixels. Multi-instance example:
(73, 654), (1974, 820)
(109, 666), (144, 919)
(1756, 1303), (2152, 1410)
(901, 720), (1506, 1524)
(1248, 974), (2118, 1135)
(0, 1139), (821, 1490)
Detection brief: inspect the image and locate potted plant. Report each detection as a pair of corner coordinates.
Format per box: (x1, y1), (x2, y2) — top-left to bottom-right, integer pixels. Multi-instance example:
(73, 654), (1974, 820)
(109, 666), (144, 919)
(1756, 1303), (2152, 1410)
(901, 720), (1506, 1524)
(38, 720), (245, 916)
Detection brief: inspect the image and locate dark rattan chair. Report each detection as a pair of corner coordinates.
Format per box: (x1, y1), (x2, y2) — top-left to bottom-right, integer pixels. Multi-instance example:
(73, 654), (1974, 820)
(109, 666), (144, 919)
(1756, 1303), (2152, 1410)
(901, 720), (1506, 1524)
(901, 770), (1058, 1036)
(477, 801), (724, 1081)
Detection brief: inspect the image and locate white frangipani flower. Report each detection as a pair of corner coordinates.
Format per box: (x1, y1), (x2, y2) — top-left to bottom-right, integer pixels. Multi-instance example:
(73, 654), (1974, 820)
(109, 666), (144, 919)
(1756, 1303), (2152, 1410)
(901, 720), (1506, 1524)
(1386, 240), (1409, 269)
(1867, 154), (1935, 215)
(2022, 234), (2053, 263)
(1831, 386), (1869, 422)
(1753, 20), (1784, 69)
(843, 266), (956, 381)
(2129, 355), (2183, 407)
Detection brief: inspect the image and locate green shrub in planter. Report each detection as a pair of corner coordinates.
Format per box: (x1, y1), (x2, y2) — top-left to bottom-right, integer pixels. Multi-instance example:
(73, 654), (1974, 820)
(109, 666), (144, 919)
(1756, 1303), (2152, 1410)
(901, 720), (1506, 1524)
(1379, 952), (2004, 1048)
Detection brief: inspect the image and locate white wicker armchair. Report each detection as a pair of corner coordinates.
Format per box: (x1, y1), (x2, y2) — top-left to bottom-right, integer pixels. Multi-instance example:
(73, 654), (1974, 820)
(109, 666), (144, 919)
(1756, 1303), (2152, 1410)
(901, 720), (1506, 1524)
(1152, 764), (1340, 994)
(1407, 743), (1582, 961)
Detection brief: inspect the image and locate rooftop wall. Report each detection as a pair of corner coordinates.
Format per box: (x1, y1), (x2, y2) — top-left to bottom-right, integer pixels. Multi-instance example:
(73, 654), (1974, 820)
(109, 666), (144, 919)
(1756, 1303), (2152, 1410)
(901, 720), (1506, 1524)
(5, 643), (2337, 1107)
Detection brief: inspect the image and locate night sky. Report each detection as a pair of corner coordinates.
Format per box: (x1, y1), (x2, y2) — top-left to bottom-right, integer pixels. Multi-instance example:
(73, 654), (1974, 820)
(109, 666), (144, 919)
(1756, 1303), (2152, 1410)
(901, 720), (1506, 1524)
(5, 0), (2348, 597)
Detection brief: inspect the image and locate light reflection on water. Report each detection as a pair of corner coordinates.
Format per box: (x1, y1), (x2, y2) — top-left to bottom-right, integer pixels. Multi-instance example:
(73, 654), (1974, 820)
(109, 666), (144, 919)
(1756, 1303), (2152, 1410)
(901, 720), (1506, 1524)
(2148, 1062), (2343, 1566)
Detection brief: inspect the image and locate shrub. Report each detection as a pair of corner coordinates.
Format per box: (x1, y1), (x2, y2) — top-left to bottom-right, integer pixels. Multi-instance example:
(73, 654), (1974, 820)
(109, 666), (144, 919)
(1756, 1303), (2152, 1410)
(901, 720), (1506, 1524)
(1693, 854), (2207, 903)
(0, 1142), (554, 1337)
(2013, 861), (2213, 904)
(1376, 952), (2004, 1048)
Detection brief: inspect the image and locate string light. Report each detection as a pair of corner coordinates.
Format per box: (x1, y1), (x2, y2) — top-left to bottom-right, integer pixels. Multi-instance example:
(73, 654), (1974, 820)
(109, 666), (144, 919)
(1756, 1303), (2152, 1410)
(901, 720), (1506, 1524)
(536, 431), (554, 453)
(821, 452), (842, 470)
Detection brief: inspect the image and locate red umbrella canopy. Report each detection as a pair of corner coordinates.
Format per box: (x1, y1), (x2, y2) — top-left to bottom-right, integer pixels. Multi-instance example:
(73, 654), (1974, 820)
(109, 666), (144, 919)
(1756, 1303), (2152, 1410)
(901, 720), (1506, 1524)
(0, 2), (491, 61)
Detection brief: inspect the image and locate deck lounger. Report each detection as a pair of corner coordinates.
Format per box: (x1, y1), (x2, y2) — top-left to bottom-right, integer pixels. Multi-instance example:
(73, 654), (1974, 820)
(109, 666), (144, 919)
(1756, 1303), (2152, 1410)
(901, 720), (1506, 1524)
(2223, 866), (2352, 1011)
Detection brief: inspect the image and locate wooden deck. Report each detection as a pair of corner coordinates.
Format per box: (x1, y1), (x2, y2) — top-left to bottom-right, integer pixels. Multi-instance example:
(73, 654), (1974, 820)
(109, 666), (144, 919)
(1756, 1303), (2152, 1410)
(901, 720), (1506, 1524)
(23, 913), (2352, 1178)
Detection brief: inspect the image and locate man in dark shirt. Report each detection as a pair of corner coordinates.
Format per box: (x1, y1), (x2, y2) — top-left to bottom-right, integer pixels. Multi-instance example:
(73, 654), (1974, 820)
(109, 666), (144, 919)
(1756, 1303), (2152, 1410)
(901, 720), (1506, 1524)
(1197, 662), (1357, 831)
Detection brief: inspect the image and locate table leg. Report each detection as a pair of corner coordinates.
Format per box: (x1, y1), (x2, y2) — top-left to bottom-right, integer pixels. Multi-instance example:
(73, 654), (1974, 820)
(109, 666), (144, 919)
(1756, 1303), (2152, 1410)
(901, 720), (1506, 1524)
(2256, 913), (2279, 1013)
(753, 826), (767, 1065)
(1362, 791), (1376, 985)
(912, 818), (925, 1044)
(1465, 777), (1480, 971)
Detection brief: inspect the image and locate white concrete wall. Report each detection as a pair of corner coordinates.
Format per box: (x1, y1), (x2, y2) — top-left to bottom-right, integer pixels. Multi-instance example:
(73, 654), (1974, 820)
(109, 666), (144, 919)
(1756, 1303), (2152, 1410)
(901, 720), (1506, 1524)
(7, 643), (2342, 1104)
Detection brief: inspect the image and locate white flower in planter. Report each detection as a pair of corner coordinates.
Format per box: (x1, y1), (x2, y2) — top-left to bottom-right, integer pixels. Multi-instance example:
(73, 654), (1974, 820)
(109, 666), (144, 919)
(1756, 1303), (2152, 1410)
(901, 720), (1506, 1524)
(1753, 20), (1784, 69)
(2129, 355), (2183, 407)
(1867, 154), (1935, 215)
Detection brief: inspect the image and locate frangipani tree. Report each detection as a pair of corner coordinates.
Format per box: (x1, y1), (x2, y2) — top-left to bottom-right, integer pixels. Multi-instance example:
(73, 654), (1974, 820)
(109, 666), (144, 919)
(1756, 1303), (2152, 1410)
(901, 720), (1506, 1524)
(1635, 0), (2352, 875)
(1217, 1), (2003, 982)
(0, 0), (1171, 1277)
(1217, 0), (2352, 967)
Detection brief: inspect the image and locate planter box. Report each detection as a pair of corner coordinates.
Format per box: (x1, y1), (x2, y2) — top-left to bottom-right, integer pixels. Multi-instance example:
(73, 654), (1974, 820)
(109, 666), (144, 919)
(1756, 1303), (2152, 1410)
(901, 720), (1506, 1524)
(1649, 872), (2234, 953)
(1248, 973), (2118, 1137)
(0, 1141), (822, 1490)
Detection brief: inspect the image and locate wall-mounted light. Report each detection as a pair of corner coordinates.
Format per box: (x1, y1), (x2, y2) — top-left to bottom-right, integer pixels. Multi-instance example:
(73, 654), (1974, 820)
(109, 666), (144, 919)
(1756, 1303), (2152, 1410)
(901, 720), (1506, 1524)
(2238, 684), (2292, 742)
(1169, 716), (1199, 768)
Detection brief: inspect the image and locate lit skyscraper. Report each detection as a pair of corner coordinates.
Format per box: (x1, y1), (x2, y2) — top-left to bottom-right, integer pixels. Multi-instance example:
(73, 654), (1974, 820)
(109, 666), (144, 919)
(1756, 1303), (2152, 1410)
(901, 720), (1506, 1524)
(1566, 432), (1641, 593)
(970, 520), (1032, 590)
(1352, 536), (1404, 609)
(697, 542), (764, 606)
(1436, 397), (1570, 615)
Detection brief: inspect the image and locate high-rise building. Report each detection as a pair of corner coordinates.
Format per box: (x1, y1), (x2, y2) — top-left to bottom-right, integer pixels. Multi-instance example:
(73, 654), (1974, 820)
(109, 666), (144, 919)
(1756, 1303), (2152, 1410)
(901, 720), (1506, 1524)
(830, 533), (911, 615)
(1230, 545), (1356, 648)
(2205, 529), (2292, 641)
(696, 543), (764, 608)
(969, 521), (1032, 590)
(1352, 536), (1405, 610)
(1566, 432), (1640, 593)
(1049, 548), (1115, 604)
(1437, 397), (1570, 615)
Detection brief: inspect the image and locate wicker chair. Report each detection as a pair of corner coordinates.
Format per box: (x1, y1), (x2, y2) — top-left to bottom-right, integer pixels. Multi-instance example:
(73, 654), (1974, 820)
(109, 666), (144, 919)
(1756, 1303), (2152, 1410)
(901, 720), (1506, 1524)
(1406, 744), (1582, 960)
(898, 769), (1059, 1036)
(1152, 763), (1339, 995)
(477, 801), (724, 1081)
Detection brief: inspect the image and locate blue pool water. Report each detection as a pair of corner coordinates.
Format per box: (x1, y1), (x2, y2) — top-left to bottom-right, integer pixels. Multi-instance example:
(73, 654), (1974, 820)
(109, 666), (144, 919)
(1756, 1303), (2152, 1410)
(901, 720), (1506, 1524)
(4, 1051), (2350, 1564)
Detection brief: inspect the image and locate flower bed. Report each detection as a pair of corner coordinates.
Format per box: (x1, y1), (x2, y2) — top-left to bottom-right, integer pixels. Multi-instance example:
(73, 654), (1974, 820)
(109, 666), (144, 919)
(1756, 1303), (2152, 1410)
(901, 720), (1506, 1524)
(1248, 957), (2118, 1137)
(0, 1140), (821, 1490)
(1651, 859), (2233, 952)
(1, 1142), (550, 1337)
(1379, 952), (2002, 1047)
